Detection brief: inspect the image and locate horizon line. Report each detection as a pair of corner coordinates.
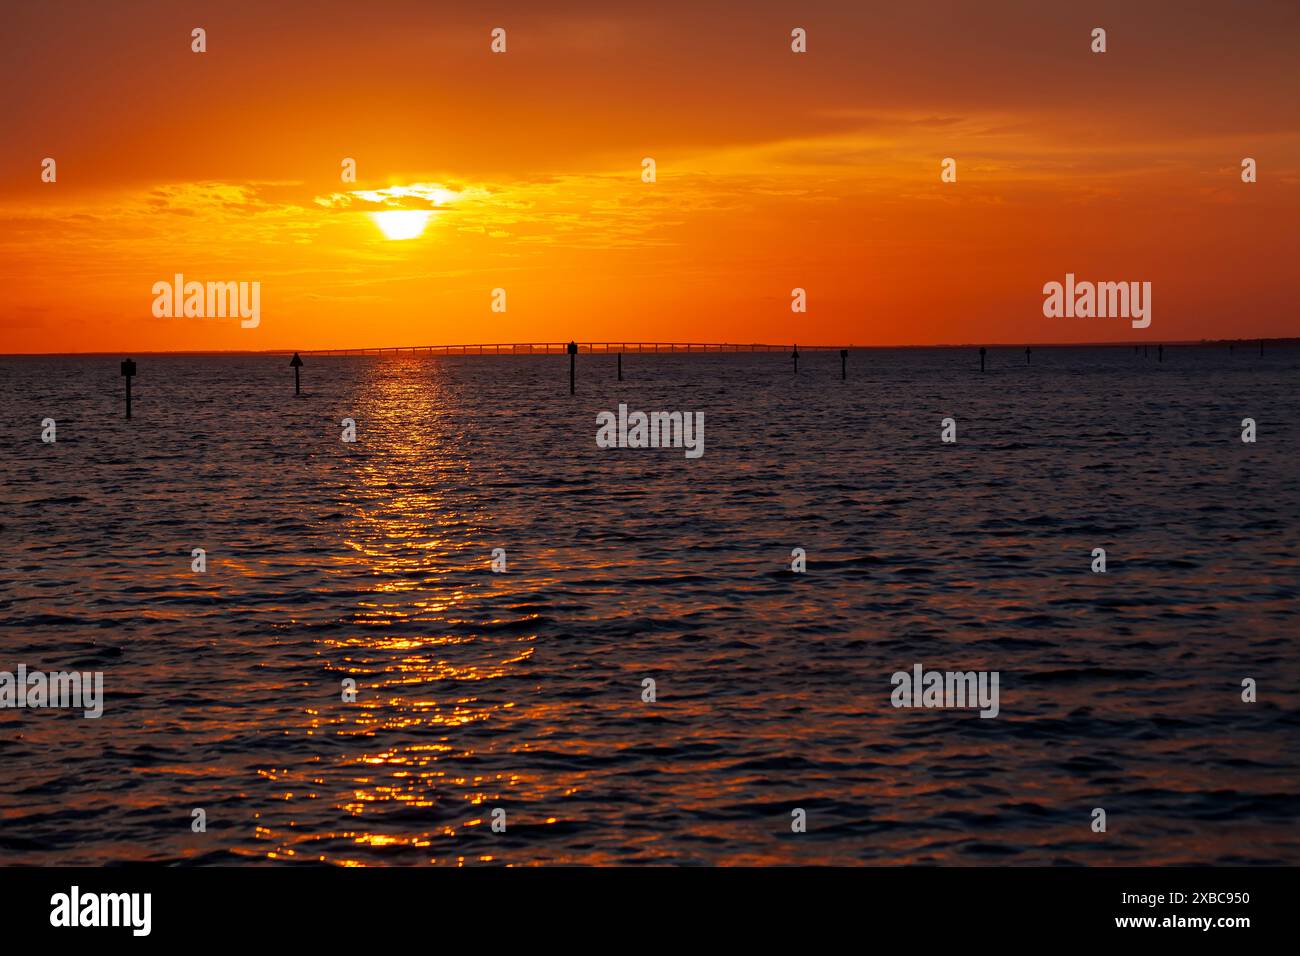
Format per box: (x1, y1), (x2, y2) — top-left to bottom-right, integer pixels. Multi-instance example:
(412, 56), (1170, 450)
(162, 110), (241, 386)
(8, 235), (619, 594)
(4, 336), (1298, 358)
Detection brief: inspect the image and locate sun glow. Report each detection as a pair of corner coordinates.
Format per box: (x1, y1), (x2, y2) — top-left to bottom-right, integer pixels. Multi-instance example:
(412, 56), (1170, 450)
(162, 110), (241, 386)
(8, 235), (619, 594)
(370, 210), (433, 241)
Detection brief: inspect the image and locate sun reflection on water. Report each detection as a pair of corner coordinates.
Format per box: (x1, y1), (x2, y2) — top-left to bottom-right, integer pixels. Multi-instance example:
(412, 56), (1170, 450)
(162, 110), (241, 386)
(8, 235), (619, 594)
(258, 360), (540, 865)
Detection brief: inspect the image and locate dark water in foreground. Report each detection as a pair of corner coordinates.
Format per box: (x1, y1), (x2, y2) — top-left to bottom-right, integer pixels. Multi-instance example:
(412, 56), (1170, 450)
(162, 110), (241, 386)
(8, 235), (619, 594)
(1, 347), (1297, 865)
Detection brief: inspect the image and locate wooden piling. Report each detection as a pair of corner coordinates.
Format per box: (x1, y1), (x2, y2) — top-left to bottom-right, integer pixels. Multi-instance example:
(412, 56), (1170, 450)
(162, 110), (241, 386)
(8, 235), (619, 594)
(120, 358), (136, 419)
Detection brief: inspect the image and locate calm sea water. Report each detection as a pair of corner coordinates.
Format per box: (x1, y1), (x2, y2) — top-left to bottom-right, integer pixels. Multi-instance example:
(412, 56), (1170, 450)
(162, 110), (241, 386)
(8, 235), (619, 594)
(1, 347), (1297, 865)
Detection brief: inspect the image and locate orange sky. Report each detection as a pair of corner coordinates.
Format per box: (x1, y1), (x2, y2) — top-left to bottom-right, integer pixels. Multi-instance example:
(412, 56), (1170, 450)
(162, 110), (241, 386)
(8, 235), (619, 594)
(1, 0), (1297, 353)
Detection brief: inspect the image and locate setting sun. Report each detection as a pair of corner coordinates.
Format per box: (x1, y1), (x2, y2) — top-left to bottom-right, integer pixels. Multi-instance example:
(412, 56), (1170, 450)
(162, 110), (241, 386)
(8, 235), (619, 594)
(370, 210), (433, 241)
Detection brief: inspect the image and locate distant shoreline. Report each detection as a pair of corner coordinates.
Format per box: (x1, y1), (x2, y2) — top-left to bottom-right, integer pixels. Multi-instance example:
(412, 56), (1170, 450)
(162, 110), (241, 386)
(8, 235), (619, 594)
(4, 338), (1298, 358)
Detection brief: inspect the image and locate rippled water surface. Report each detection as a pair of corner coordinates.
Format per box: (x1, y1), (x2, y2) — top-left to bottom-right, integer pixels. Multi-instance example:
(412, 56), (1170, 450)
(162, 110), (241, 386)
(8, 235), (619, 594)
(1, 347), (1297, 865)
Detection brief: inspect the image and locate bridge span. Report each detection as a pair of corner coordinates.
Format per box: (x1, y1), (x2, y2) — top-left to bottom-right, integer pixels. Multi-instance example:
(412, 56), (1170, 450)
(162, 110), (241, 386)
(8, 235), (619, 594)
(297, 342), (851, 356)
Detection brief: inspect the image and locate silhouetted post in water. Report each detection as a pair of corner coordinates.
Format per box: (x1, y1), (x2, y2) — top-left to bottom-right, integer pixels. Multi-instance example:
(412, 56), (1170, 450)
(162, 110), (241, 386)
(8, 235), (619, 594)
(290, 352), (304, 395)
(617, 352), (623, 381)
(120, 358), (136, 419)
(1158, 344), (1163, 363)
(979, 347), (986, 372)
(1260, 339), (1264, 357)
(1230, 343), (1234, 354)
(567, 341), (577, 394)
(840, 348), (848, 380)
(1025, 346), (1031, 364)
(1144, 344), (1149, 359)
(792, 344), (800, 374)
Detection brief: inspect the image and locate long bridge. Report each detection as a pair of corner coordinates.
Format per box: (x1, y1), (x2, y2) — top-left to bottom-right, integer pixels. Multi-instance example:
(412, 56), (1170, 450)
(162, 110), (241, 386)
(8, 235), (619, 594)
(298, 342), (849, 356)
